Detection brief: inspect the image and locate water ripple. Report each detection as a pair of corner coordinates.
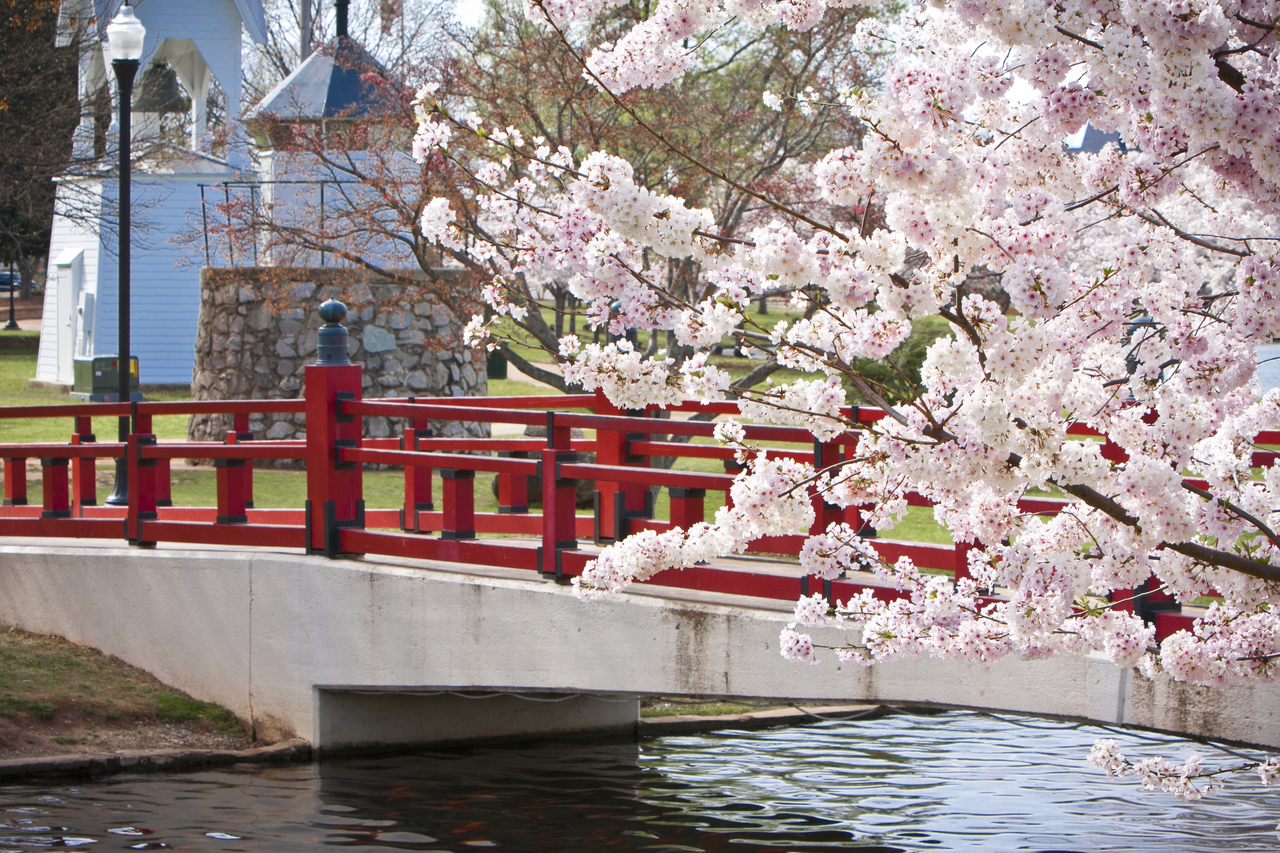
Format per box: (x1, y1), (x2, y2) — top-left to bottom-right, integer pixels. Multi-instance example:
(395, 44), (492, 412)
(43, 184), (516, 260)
(0, 711), (1276, 851)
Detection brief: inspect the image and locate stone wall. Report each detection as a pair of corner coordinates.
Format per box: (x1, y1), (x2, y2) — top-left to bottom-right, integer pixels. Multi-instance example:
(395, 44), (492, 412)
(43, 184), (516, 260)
(190, 268), (486, 451)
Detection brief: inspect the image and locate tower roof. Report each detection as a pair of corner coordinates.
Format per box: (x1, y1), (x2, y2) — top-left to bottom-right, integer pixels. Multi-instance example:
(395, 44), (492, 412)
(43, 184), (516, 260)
(244, 39), (387, 122)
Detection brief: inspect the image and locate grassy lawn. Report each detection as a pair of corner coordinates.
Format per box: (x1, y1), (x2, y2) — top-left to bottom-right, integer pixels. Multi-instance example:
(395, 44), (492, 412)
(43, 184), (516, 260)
(0, 353), (191, 444)
(0, 624), (239, 732)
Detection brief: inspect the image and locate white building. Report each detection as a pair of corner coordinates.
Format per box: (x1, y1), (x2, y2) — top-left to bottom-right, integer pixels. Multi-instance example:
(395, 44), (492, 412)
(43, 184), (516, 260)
(35, 0), (268, 389)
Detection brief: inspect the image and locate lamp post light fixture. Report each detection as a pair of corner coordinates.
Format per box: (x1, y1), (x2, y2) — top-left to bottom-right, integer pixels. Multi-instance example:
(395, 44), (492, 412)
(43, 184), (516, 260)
(104, 1), (145, 507)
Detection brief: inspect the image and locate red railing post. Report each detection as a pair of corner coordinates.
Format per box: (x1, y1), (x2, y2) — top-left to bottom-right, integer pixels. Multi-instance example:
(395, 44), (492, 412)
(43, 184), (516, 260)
(4, 456), (28, 507)
(216, 430), (250, 524)
(305, 300), (364, 557)
(127, 406), (158, 545)
(440, 469), (475, 539)
(811, 438), (844, 535)
(496, 454), (528, 515)
(401, 403), (433, 533)
(70, 416), (96, 513)
(841, 427), (875, 538)
(541, 411), (578, 579)
(40, 457), (70, 519)
(1129, 577), (1183, 640)
(233, 411), (253, 510)
(593, 389), (650, 543)
(802, 438), (846, 600)
(669, 487), (705, 528)
(953, 541), (977, 582)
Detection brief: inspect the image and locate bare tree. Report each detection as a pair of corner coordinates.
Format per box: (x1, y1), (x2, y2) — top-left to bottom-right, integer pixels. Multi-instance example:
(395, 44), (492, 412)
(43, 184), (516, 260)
(0, 0), (82, 297)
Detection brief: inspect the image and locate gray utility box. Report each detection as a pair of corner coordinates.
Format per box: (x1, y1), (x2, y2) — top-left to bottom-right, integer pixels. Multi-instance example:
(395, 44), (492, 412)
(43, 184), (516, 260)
(71, 356), (142, 402)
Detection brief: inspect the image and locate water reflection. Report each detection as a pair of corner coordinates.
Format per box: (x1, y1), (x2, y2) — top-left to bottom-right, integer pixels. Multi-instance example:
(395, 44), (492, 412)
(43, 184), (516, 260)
(0, 710), (1277, 852)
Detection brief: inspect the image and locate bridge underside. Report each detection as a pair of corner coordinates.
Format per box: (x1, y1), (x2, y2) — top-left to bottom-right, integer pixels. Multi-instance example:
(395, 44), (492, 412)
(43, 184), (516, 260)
(3, 539), (1279, 753)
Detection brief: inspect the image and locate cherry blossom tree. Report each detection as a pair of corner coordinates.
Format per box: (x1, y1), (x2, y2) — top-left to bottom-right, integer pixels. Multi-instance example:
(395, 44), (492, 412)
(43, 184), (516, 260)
(415, 0), (1280, 799)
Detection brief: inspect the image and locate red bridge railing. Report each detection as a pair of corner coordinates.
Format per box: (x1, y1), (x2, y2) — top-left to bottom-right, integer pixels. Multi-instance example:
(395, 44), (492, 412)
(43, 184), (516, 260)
(3, 324), (1274, 643)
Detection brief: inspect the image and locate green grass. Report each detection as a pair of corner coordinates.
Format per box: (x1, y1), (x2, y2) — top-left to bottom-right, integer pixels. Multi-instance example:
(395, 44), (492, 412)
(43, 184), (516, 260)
(0, 626), (190, 720)
(164, 468), (464, 513)
(1, 699), (57, 720)
(0, 624), (244, 733)
(0, 330), (39, 355)
(154, 693), (242, 732)
(0, 354), (190, 443)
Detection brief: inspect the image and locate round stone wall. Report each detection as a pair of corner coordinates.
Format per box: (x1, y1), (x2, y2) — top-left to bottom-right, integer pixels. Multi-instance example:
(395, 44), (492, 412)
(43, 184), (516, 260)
(190, 268), (487, 456)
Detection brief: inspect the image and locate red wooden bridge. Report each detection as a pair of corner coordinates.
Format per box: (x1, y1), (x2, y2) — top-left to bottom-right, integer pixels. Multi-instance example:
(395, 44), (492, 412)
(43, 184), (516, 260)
(2, 358), (1246, 646)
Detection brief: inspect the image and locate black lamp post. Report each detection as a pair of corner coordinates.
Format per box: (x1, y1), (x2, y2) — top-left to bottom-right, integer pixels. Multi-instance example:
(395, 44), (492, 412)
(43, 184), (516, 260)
(105, 1), (145, 507)
(3, 261), (18, 331)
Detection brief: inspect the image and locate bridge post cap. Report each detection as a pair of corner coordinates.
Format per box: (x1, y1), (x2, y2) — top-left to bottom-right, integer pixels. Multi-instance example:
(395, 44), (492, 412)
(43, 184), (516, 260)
(318, 299), (348, 324)
(315, 299), (351, 366)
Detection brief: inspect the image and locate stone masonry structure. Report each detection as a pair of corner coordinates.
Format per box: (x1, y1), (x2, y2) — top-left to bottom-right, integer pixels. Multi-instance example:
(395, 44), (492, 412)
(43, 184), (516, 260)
(190, 268), (486, 452)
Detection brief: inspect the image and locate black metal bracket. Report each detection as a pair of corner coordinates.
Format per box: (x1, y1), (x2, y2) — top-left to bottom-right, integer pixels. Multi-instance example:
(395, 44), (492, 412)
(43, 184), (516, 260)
(130, 510), (158, 546)
(1132, 578), (1181, 627)
(553, 452), (578, 481)
(668, 487), (706, 499)
(336, 392), (355, 423)
(800, 576), (834, 600)
(307, 499), (366, 557)
(613, 488), (654, 541)
(134, 434), (157, 468)
(334, 438), (357, 470)
(399, 501), (435, 533)
(622, 431), (648, 464)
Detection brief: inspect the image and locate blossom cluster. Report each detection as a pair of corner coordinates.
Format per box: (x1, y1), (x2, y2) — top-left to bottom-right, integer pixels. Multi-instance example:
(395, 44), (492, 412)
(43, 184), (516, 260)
(1088, 738), (1280, 810)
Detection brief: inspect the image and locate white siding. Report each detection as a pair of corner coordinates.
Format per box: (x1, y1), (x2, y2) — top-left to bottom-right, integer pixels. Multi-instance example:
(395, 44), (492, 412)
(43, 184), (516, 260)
(41, 169), (229, 388)
(102, 172), (229, 385)
(37, 183), (104, 384)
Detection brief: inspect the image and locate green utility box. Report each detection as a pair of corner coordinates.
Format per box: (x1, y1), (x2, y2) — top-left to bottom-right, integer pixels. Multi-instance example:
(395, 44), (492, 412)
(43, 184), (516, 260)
(486, 350), (508, 380)
(71, 355), (141, 402)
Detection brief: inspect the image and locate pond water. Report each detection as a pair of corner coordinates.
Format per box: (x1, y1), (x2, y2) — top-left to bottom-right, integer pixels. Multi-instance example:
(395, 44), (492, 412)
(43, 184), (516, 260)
(1, 710), (1277, 853)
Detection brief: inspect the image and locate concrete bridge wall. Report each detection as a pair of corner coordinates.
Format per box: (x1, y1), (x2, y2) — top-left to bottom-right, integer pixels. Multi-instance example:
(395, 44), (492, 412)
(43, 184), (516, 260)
(2, 540), (1278, 753)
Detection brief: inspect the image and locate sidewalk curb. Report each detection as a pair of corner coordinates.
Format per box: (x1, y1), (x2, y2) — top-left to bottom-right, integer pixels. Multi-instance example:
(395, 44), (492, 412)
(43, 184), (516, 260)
(0, 738), (311, 781)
